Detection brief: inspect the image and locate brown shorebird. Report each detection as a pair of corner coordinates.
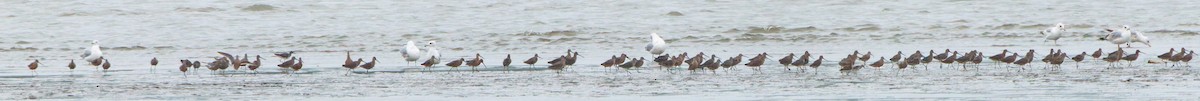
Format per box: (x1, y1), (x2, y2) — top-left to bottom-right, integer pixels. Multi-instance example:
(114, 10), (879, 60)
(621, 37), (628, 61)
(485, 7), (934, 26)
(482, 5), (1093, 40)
(420, 56), (439, 71)
(653, 54), (670, 66)
(686, 55), (703, 73)
(809, 56), (825, 71)
(616, 54), (629, 66)
(179, 60), (190, 77)
(565, 52), (580, 68)
(360, 57), (377, 72)
(342, 52), (360, 75)
(618, 58), (639, 73)
(940, 51), (957, 68)
(90, 57), (105, 68)
(209, 57), (228, 74)
(935, 49), (950, 60)
(274, 51), (295, 59)
(869, 57), (885, 69)
(523, 54), (540, 68)
(744, 53), (767, 73)
(1071, 52), (1087, 68)
(68, 59), (77, 74)
(1121, 50), (1145, 67)
(703, 55), (720, 74)
(839, 54), (861, 75)
(102, 58), (112, 73)
(634, 57), (646, 68)
(721, 54), (744, 70)
(217, 52), (241, 70)
(1159, 48), (1176, 62)
(29, 60), (41, 76)
(890, 51), (903, 63)
(905, 51), (923, 69)
(446, 58), (465, 72)
(502, 54), (512, 72)
(988, 49), (1009, 63)
(249, 55), (262, 73)
(1092, 48), (1104, 59)
(601, 55), (619, 71)
(150, 57), (159, 71)
(192, 61), (201, 73)
(292, 58), (304, 73)
(548, 56), (567, 73)
(1168, 49), (1187, 66)
(1012, 50), (1035, 70)
(1001, 53), (1018, 64)
(466, 53), (485, 72)
(838, 54), (859, 72)
(278, 57), (296, 69)
(778, 53), (795, 71)
(859, 52), (873, 62)
(956, 50), (975, 68)
(971, 52), (984, 65)
(1181, 51), (1195, 66)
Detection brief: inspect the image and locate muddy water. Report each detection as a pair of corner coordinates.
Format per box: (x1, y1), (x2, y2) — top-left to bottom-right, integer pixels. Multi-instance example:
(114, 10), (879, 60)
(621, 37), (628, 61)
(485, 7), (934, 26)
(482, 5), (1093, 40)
(2, 0), (1200, 100)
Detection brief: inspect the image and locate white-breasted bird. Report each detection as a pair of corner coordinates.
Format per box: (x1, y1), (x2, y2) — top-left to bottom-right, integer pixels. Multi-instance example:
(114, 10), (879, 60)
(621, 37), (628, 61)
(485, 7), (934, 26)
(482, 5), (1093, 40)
(402, 41), (422, 65)
(1040, 23), (1067, 45)
(81, 40), (104, 67)
(1100, 25), (1133, 48)
(645, 33), (668, 55)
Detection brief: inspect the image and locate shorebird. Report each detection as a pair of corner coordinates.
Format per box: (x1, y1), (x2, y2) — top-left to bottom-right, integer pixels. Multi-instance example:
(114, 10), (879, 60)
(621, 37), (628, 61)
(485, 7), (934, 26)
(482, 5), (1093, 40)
(82, 40), (104, 70)
(502, 54), (512, 72)
(778, 53), (795, 71)
(216, 52), (240, 70)
(1122, 50), (1146, 67)
(1158, 48), (1175, 65)
(809, 56), (824, 71)
(721, 54), (743, 70)
(179, 60), (190, 77)
(634, 57), (646, 68)
(616, 53), (629, 66)
(839, 54), (861, 75)
(239, 54), (250, 67)
(249, 55), (262, 73)
(208, 58), (222, 74)
(465, 53), (485, 72)
(565, 52), (580, 69)
(859, 52), (872, 62)
(446, 58), (465, 72)
(68, 59), (76, 74)
(523, 54), (540, 68)
(402, 41), (422, 66)
(790, 53), (811, 72)
(940, 51), (957, 68)
(420, 56), (439, 71)
(1002, 53), (1019, 64)
(617, 58), (637, 73)
(274, 51), (295, 59)
(277, 57), (296, 69)
(988, 49), (1009, 63)
(890, 51), (904, 63)
(102, 58), (112, 73)
(360, 57), (377, 72)
(1092, 48), (1103, 59)
(548, 56), (567, 73)
(150, 57), (159, 71)
(1041, 23), (1067, 45)
(1181, 51), (1195, 66)
(292, 58), (304, 74)
(744, 53), (767, 73)
(601, 55), (619, 71)
(1012, 50), (1035, 70)
(1072, 52), (1087, 68)
(838, 53), (859, 71)
(92, 57), (106, 71)
(646, 33), (668, 55)
(1102, 51), (1124, 68)
(1100, 25), (1134, 48)
(905, 51), (924, 69)
(705, 57), (722, 74)
(869, 57), (885, 69)
(342, 52), (360, 75)
(192, 61), (201, 74)
(28, 60), (41, 76)
(934, 49), (950, 60)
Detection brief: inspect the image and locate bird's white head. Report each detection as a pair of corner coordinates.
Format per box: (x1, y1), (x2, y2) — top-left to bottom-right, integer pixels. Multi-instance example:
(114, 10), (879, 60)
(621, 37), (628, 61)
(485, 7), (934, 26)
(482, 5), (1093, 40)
(426, 41), (437, 47)
(1055, 23), (1066, 30)
(1122, 25), (1132, 30)
(91, 40), (99, 44)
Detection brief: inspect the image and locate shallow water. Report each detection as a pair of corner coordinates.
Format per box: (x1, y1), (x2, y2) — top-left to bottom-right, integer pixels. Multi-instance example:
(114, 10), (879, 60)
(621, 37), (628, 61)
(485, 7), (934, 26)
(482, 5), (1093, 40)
(2, 0), (1200, 100)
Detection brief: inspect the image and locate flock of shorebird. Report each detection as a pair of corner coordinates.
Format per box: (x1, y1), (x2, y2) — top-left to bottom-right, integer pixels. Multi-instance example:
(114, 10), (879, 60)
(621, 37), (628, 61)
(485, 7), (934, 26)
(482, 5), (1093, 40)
(16, 24), (1197, 76)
